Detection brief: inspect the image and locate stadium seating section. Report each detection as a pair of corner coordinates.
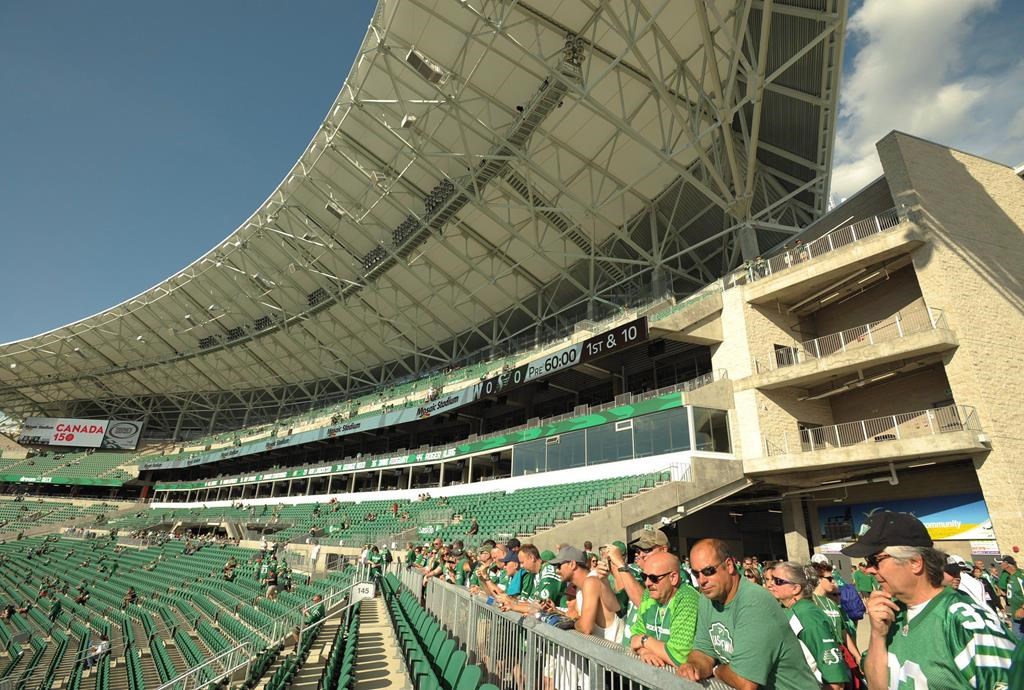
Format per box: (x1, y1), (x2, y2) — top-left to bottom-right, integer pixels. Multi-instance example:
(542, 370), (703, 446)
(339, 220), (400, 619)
(0, 499), (119, 535)
(0, 450), (136, 482)
(0, 535), (355, 690)
(115, 472), (669, 546)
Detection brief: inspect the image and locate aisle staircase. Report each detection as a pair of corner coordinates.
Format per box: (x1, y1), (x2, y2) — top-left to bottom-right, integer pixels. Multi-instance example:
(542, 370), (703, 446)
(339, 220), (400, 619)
(353, 597), (411, 690)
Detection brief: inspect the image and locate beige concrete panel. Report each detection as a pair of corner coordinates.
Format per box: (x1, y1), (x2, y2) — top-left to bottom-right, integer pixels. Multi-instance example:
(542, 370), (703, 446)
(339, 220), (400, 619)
(812, 266), (925, 336)
(876, 131), (1024, 552)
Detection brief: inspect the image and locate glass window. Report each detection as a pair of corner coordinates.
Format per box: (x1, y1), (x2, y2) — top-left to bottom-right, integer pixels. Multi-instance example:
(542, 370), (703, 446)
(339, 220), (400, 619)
(547, 430), (586, 471)
(585, 421), (634, 466)
(513, 439), (546, 476)
(693, 407), (732, 452)
(634, 407), (690, 457)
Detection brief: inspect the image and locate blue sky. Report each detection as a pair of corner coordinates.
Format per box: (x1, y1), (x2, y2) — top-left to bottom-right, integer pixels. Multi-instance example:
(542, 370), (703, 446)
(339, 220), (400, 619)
(1, 1), (1021, 343)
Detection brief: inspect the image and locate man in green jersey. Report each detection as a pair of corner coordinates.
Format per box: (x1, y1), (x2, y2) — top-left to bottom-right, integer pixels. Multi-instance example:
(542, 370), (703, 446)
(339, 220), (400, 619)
(853, 561), (878, 599)
(501, 544), (549, 612)
(843, 511), (1014, 689)
(676, 538), (819, 689)
(607, 528), (672, 647)
(999, 556), (1024, 637)
(627, 551), (699, 668)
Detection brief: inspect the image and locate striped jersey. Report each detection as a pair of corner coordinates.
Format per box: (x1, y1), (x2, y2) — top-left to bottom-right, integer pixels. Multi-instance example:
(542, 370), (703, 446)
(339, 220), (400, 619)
(868, 588), (1013, 689)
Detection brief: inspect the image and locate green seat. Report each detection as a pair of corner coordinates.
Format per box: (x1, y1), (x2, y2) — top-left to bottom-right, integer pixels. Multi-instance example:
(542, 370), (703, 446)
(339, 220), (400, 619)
(455, 664), (482, 690)
(442, 650), (469, 689)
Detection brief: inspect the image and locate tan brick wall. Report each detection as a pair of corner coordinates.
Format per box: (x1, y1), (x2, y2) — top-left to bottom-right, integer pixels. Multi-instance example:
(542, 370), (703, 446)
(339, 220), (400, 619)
(877, 131), (1024, 552)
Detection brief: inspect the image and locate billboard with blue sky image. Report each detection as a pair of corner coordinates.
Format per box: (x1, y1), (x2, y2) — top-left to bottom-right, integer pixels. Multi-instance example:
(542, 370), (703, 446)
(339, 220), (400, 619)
(819, 493), (994, 542)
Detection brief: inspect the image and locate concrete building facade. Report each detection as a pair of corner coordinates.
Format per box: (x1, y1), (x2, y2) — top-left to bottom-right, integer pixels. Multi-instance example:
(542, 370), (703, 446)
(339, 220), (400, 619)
(660, 131), (1023, 560)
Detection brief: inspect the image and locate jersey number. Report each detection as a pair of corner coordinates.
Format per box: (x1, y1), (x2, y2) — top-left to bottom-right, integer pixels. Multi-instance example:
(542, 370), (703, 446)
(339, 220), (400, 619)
(949, 602), (1004, 633)
(888, 656), (927, 689)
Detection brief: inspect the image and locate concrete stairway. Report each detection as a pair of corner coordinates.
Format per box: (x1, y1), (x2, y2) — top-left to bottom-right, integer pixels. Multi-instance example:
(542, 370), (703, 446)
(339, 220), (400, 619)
(353, 597), (411, 690)
(282, 616), (342, 690)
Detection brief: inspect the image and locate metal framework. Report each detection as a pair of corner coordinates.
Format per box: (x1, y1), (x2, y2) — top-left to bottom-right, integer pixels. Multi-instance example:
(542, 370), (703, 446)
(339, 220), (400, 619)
(0, 0), (847, 436)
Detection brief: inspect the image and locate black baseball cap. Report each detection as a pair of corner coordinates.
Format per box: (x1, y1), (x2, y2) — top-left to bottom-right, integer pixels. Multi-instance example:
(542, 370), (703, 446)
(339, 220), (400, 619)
(999, 555), (1017, 566)
(841, 511), (933, 557)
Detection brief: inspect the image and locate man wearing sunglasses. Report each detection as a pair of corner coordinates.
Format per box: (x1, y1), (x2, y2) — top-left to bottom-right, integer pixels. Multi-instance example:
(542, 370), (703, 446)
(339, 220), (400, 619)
(626, 551), (699, 668)
(842, 511), (1013, 689)
(677, 539), (818, 689)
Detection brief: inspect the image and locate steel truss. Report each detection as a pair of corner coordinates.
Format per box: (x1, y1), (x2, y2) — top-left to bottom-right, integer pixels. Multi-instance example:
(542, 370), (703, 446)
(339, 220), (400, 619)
(0, 0), (847, 436)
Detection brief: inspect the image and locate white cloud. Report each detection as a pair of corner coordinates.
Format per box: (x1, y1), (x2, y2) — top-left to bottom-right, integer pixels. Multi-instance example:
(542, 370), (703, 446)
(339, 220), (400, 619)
(830, 0), (1024, 200)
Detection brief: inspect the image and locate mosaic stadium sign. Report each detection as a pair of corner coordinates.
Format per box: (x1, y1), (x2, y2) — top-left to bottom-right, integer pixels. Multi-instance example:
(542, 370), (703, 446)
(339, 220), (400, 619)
(141, 318), (648, 472)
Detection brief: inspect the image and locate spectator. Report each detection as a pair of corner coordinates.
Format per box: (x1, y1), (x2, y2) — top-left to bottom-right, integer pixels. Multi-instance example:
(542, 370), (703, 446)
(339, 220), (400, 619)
(852, 561), (877, 602)
(606, 528), (671, 646)
(676, 539), (818, 687)
(999, 556), (1024, 637)
(304, 594), (325, 626)
(500, 544), (545, 613)
(84, 634), (110, 669)
(550, 546), (621, 641)
(768, 561), (849, 689)
(122, 587), (137, 608)
(743, 568), (763, 586)
(811, 561), (860, 669)
(944, 555), (994, 614)
(48, 596), (62, 623)
(842, 511), (1014, 688)
(367, 545), (384, 576)
(626, 552), (698, 668)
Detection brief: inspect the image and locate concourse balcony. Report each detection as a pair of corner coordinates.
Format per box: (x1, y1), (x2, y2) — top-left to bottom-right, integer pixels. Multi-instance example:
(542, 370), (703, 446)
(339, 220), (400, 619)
(746, 404), (989, 475)
(731, 209), (926, 307)
(742, 308), (957, 391)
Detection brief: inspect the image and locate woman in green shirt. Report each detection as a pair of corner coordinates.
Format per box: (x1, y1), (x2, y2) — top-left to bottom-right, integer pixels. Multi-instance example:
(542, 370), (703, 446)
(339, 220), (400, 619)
(770, 562), (850, 690)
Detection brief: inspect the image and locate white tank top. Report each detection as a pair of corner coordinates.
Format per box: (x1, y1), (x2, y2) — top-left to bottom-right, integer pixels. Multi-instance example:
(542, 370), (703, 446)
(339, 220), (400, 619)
(576, 570), (623, 642)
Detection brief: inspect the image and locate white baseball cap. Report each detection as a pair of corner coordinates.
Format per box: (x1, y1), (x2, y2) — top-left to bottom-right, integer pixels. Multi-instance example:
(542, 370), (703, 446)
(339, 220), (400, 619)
(810, 553), (830, 565)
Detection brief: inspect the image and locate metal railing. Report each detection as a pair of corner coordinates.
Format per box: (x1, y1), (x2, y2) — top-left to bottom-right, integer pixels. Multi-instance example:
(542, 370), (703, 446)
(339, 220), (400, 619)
(727, 208), (901, 287)
(753, 308), (948, 373)
(765, 404), (982, 455)
(404, 575), (729, 690)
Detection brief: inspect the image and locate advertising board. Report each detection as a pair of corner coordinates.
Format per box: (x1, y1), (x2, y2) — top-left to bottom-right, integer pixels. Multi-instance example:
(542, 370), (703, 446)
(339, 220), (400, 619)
(17, 417), (143, 449)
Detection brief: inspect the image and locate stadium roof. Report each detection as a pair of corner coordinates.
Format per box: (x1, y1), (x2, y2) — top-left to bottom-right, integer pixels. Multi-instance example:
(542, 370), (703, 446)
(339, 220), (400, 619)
(0, 0), (848, 436)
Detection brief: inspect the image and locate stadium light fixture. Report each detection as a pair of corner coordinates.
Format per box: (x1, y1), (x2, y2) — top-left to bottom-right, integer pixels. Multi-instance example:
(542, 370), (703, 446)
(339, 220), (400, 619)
(401, 114), (417, 129)
(325, 202), (347, 219)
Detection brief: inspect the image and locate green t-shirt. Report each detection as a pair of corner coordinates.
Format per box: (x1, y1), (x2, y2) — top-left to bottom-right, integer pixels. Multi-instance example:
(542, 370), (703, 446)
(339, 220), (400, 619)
(1003, 570), (1024, 619)
(998, 570), (1010, 592)
(865, 587), (1013, 689)
(692, 577), (819, 689)
(788, 599), (849, 685)
(629, 585), (699, 665)
(406, 549), (416, 564)
(853, 569), (877, 594)
(812, 593), (849, 647)
(832, 571), (848, 589)
(534, 563), (566, 606)
(496, 569), (511, 592)
(516, 571), (535, 600)
(367, 552), (383, 570)
(619, 563), (643, 647)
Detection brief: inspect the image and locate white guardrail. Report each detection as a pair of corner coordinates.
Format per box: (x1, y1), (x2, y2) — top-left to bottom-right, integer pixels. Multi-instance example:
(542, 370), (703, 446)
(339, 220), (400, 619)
(388, 563), (730, 690)
(754, 308), (948, 373)
(728, 208), (901, 287)
(765, 404), (981, 455)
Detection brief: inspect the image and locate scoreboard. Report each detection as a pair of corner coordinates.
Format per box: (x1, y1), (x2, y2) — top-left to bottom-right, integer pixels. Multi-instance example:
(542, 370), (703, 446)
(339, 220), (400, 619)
(474, 317), (648, 397)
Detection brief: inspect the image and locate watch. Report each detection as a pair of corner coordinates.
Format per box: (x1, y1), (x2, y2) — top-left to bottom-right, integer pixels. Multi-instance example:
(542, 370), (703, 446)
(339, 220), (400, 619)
(640, 634), (649, 648)
(617, 566), (632, 573)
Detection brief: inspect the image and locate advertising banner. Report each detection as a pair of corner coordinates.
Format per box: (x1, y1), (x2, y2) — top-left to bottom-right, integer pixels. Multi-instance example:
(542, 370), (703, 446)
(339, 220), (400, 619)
(818, 493), (994, 542)
(16, 417), (143, 450)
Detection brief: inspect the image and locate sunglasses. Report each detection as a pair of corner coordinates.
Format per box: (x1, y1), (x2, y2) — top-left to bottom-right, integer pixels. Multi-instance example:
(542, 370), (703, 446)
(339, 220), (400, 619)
(771, 577), (797, 587)
(695, 560), (727, 578)
(642, 571), (673, 583)
(633, 546), (655, 555)
(865, 553), (893, 569)
(821, 576), (834, 582)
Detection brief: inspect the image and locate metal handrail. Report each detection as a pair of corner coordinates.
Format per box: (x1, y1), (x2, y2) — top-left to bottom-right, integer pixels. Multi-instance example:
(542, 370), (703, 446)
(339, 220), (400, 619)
(765, 404), (982, 455)
(753, 308), (948, 373)
(728, 208), (901, 287)
(390, 568), (730, 690)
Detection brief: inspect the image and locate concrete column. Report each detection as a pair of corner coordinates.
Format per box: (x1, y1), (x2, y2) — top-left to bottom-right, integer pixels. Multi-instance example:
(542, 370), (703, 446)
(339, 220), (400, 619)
(782, 496), (810, 562)
(438, 462), (445, 487)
